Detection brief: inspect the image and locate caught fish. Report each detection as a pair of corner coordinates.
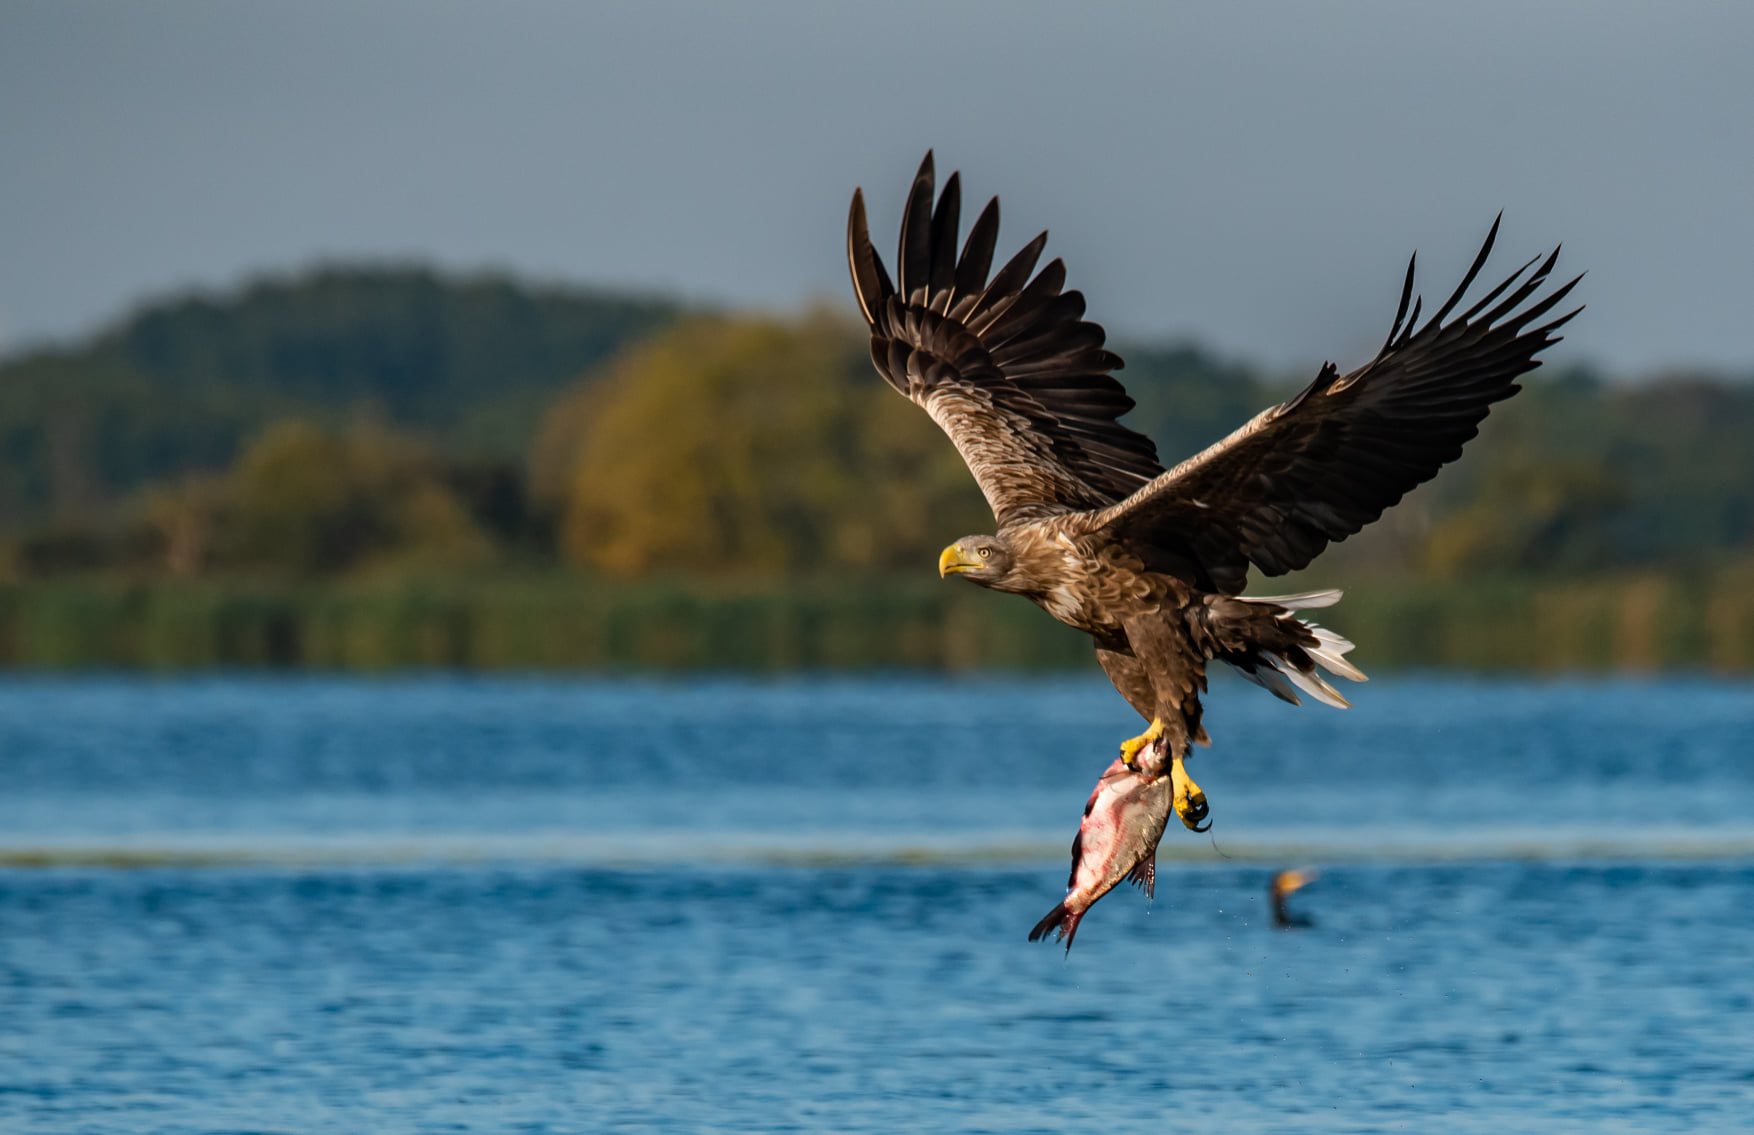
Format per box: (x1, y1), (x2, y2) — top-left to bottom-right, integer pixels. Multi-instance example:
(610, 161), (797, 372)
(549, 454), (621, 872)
(1028, 737), (1174, 952)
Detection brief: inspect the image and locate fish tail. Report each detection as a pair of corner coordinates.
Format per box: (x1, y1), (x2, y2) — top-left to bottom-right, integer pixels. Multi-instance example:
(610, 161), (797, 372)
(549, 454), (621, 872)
(1028, 901), (1084, 953)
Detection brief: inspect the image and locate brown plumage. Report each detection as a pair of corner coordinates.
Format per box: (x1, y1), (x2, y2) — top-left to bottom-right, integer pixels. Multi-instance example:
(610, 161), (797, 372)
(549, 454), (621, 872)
(849, 153), (1581, 819)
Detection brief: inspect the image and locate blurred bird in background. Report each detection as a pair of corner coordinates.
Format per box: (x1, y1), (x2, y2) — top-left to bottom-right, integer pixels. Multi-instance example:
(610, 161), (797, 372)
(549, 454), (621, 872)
(1270, 869), (1318, 929)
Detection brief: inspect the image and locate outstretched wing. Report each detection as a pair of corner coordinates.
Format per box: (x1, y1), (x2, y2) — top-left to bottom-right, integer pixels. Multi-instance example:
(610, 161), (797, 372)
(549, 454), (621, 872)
(848, 153), (1162, 528)
(1084, 217), (1583, 593)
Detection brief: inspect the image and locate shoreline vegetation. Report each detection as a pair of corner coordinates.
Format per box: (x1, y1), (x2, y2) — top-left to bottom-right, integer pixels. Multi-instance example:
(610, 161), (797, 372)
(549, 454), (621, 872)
(4, 265), (1752, 674)
(5, 566), (1753, 672)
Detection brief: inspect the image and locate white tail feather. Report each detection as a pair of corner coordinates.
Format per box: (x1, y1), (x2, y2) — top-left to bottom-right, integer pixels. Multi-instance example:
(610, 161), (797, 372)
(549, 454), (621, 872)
(1284, 663), (1351, 709)
(1307, 625), (1367, 683)
(1245, 589), (1343, 611)
(1226, 591), (1369, 711)
(1230, 656), (1304, 706)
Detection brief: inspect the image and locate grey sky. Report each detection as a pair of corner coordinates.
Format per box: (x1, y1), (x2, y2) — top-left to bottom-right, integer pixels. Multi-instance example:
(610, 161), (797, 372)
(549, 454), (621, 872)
(2, 0), (1750, 375)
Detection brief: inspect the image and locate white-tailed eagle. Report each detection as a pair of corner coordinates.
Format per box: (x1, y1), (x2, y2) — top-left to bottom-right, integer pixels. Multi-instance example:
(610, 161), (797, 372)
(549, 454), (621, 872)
(848, 153), (1580, 830)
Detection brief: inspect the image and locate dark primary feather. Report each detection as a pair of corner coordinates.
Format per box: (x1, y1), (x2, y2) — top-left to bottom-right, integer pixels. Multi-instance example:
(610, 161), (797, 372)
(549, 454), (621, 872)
(1085, 216), (1583, 593)
(848, 153), (1163, 526)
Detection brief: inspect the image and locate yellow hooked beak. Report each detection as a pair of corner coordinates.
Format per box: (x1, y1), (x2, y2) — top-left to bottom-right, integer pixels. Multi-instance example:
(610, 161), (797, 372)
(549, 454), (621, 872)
(1273, 869), (1317, 898)
(939, 544), (977, 577)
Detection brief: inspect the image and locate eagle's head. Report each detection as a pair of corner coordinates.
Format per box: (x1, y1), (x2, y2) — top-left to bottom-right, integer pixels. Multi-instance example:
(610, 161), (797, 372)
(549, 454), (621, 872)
(938, 534), (1015, 588)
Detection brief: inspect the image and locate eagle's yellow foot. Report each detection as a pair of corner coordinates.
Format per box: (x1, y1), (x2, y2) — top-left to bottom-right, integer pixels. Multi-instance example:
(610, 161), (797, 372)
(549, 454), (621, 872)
(1119, 718), (1165, 767)
(1171, 757), (1210, 832)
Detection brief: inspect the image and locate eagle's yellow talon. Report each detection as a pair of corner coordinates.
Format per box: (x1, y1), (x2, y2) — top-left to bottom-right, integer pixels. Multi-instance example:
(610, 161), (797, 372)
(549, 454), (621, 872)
(1171, 757), (1210, 832)
(1119, 718), (1165, 766)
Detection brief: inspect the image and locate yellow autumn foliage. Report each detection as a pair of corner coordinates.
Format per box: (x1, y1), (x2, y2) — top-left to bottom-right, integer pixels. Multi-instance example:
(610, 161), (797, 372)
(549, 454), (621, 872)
(541, 313), (988, 579)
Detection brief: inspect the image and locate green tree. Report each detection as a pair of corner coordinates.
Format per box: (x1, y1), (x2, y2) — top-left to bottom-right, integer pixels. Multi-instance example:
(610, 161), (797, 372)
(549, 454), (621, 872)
(223, 421), (492, 577)
(1421, 458), (1630, 576)
(544, 313), (986, 579)
(1117, 341), (1266, 464)
(0, 266), (682, 532)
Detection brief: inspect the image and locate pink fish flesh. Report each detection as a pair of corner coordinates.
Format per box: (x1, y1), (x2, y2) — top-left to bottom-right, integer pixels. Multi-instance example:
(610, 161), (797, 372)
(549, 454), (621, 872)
(1028, 738), (1174, 952)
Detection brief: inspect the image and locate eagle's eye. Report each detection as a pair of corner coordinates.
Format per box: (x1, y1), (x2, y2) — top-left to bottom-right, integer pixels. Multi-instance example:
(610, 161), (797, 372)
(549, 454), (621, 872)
(978, 547), (991, 559)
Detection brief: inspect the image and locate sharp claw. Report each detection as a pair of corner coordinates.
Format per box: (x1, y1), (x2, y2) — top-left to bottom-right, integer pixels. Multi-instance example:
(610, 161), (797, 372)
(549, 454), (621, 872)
(1171, 758), (1209, 832)
(1180, 793), (1212, 832)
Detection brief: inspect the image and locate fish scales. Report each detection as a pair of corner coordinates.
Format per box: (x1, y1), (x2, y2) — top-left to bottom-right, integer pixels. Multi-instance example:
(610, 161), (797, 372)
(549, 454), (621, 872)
(1028, 736), (1174, 952)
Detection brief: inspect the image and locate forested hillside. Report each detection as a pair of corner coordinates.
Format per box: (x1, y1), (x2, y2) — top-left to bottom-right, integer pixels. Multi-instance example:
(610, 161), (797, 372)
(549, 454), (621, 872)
(0, 266), (680, 529)
(2, 265), (1751, 670)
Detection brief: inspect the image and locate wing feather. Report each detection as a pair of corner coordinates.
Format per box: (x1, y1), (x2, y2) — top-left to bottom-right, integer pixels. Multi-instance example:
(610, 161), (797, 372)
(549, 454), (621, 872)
(953, 197), (1000, 301)
(848, 153), (1162, 525)
(1082, 220), (1582, 592)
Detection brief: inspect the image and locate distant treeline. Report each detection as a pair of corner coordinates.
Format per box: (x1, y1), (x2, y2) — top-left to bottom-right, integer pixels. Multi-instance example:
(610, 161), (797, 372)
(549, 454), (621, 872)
(0, 266), (679, 527)
(2, 264), (1751, 671)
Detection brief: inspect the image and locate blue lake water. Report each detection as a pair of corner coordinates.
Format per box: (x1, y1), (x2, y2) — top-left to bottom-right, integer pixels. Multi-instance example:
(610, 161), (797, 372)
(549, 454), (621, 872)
(2, 674), (1753, 1131)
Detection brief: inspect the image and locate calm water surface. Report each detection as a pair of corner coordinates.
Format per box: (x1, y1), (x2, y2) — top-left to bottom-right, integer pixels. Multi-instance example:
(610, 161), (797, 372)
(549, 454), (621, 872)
(1, 674), (1752, 1132)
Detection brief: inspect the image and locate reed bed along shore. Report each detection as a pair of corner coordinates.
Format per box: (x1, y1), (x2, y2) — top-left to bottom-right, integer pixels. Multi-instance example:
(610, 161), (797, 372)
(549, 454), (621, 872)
(5, 565), (1754, 673)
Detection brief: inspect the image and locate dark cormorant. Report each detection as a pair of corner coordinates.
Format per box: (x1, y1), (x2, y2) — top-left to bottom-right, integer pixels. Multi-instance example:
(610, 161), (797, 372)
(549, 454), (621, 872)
(1270, 869), (1317, 929)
